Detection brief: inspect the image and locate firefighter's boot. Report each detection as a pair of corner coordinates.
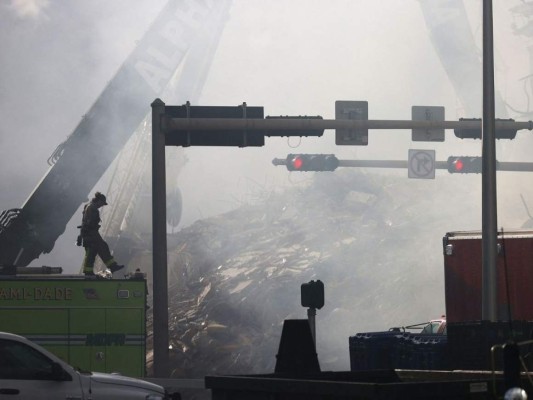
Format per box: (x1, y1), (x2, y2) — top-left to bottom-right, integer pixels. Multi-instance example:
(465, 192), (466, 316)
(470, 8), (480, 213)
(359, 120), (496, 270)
(110, 264), (125, 274)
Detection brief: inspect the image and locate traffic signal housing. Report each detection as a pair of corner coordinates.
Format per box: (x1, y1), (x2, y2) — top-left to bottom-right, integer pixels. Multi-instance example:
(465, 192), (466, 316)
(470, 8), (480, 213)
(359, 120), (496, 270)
(164, 103), (265, 147)
(454, 118), (517, 140)
(265, 115), (324, 137)
(301, 280), (324, 309)
(286, 154), (339, 172)
(447, 156), (482, 173)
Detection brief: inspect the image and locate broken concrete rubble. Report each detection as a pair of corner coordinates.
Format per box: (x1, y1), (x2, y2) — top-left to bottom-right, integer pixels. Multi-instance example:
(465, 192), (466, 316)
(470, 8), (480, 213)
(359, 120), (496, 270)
(145, 169), (482, 377)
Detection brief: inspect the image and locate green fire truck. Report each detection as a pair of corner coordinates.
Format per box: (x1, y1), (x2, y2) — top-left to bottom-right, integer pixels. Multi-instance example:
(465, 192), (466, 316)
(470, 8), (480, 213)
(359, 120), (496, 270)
(0, 271), (147, 377)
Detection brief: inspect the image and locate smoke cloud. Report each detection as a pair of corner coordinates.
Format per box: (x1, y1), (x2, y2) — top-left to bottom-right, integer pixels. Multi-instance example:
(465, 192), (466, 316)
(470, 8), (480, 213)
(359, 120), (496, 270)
(8, 0), (50, 19)
(1, 0), (533, 374)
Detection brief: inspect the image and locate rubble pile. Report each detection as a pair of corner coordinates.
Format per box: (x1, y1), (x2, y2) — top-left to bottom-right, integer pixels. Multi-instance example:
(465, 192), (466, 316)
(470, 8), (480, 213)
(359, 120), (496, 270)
(146, 169), (481, 377)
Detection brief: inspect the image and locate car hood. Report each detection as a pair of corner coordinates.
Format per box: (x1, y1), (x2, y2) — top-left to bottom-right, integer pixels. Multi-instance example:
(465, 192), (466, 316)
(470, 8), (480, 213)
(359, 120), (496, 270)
(90, 372), (165, 393)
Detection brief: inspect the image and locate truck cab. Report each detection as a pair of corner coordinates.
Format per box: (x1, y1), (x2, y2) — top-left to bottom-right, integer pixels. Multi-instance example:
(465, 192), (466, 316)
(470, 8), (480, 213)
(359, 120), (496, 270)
(0, 331), (178, 399)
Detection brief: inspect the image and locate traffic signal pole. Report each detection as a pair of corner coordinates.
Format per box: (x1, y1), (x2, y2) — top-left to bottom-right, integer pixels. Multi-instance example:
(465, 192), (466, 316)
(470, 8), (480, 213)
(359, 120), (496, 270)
(481, 0), (498, 322)
(151, 99), (170, 378)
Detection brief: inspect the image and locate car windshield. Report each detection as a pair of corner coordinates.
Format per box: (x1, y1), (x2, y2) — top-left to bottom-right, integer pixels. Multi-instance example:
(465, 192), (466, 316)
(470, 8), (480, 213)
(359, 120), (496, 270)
(421, 321), (442, 335)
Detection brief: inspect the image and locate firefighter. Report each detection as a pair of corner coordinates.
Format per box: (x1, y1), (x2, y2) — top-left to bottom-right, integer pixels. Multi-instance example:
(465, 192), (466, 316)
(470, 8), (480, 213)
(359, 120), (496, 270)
(79, 192), (124, 276)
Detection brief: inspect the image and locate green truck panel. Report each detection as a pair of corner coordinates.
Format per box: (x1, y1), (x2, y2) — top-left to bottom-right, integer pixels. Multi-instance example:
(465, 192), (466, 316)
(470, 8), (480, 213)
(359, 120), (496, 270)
(0, 277), (147, 377)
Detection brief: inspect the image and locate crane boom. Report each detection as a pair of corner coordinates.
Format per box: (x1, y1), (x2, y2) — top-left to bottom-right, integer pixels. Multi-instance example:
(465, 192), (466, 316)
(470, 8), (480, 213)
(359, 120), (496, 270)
(0, 0), (232, 267)
(418, 0), (507, 117)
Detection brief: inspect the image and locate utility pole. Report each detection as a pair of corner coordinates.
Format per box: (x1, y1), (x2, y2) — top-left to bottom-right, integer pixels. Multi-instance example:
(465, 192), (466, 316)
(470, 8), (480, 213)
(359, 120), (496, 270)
(151, 99), (169, 378)
(481, 0), (498, 322)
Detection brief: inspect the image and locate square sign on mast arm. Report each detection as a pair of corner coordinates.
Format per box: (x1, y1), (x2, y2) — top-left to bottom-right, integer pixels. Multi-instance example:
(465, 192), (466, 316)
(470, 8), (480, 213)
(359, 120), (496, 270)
(335, 100), (368, 145)
(412, 105), (445, 142)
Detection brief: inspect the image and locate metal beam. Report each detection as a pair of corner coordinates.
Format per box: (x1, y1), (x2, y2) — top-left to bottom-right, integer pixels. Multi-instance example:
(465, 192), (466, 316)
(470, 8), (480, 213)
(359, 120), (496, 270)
(164, 117), (533, 132)
(272, 158), (533, 172)
(151, 98), (169, 378)
(482, 0), (498, 322)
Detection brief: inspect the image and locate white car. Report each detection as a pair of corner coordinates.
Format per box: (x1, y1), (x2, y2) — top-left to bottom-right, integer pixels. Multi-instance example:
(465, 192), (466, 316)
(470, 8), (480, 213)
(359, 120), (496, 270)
(0, 332), (179, 399)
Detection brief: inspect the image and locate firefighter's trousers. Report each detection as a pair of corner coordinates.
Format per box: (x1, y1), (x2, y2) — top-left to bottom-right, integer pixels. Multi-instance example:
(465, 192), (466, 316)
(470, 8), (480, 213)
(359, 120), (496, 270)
(82, 232), (118, 274)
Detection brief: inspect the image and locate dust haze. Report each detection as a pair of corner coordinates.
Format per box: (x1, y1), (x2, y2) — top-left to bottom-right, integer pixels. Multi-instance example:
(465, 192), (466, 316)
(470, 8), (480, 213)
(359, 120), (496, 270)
(1, 0), (533, 372)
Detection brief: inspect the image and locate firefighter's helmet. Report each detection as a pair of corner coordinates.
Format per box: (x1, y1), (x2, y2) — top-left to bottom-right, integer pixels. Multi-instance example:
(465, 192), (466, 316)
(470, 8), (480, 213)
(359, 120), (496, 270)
(94, 192), (108, 205)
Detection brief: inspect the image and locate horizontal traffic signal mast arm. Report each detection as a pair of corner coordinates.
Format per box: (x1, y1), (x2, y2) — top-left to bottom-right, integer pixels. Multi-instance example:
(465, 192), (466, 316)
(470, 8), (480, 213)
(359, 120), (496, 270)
(496, 162), (533, 172)
(165, 117), (533, 133)
(273, 158), (447, 169)
(272, 158), (533, 172)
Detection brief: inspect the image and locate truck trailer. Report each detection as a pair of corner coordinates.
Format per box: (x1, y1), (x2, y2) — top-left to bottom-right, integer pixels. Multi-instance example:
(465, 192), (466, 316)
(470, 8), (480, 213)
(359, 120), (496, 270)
(443, 229), (533, 323)
(443, 230), (533, 371)
(0, 273), (147, 377)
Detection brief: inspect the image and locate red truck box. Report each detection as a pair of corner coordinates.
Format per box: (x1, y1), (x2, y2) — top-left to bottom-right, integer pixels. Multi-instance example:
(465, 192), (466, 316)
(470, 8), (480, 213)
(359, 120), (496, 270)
(443, 230), (533, 323)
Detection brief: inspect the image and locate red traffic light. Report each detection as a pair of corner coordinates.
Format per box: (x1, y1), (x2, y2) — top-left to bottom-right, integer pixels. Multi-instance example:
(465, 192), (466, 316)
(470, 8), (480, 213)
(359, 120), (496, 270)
(291, 156), (304, 170)
(447, 156), (482, 173)
(286, 154), (339, 171)
(453, 158), (464, 172)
